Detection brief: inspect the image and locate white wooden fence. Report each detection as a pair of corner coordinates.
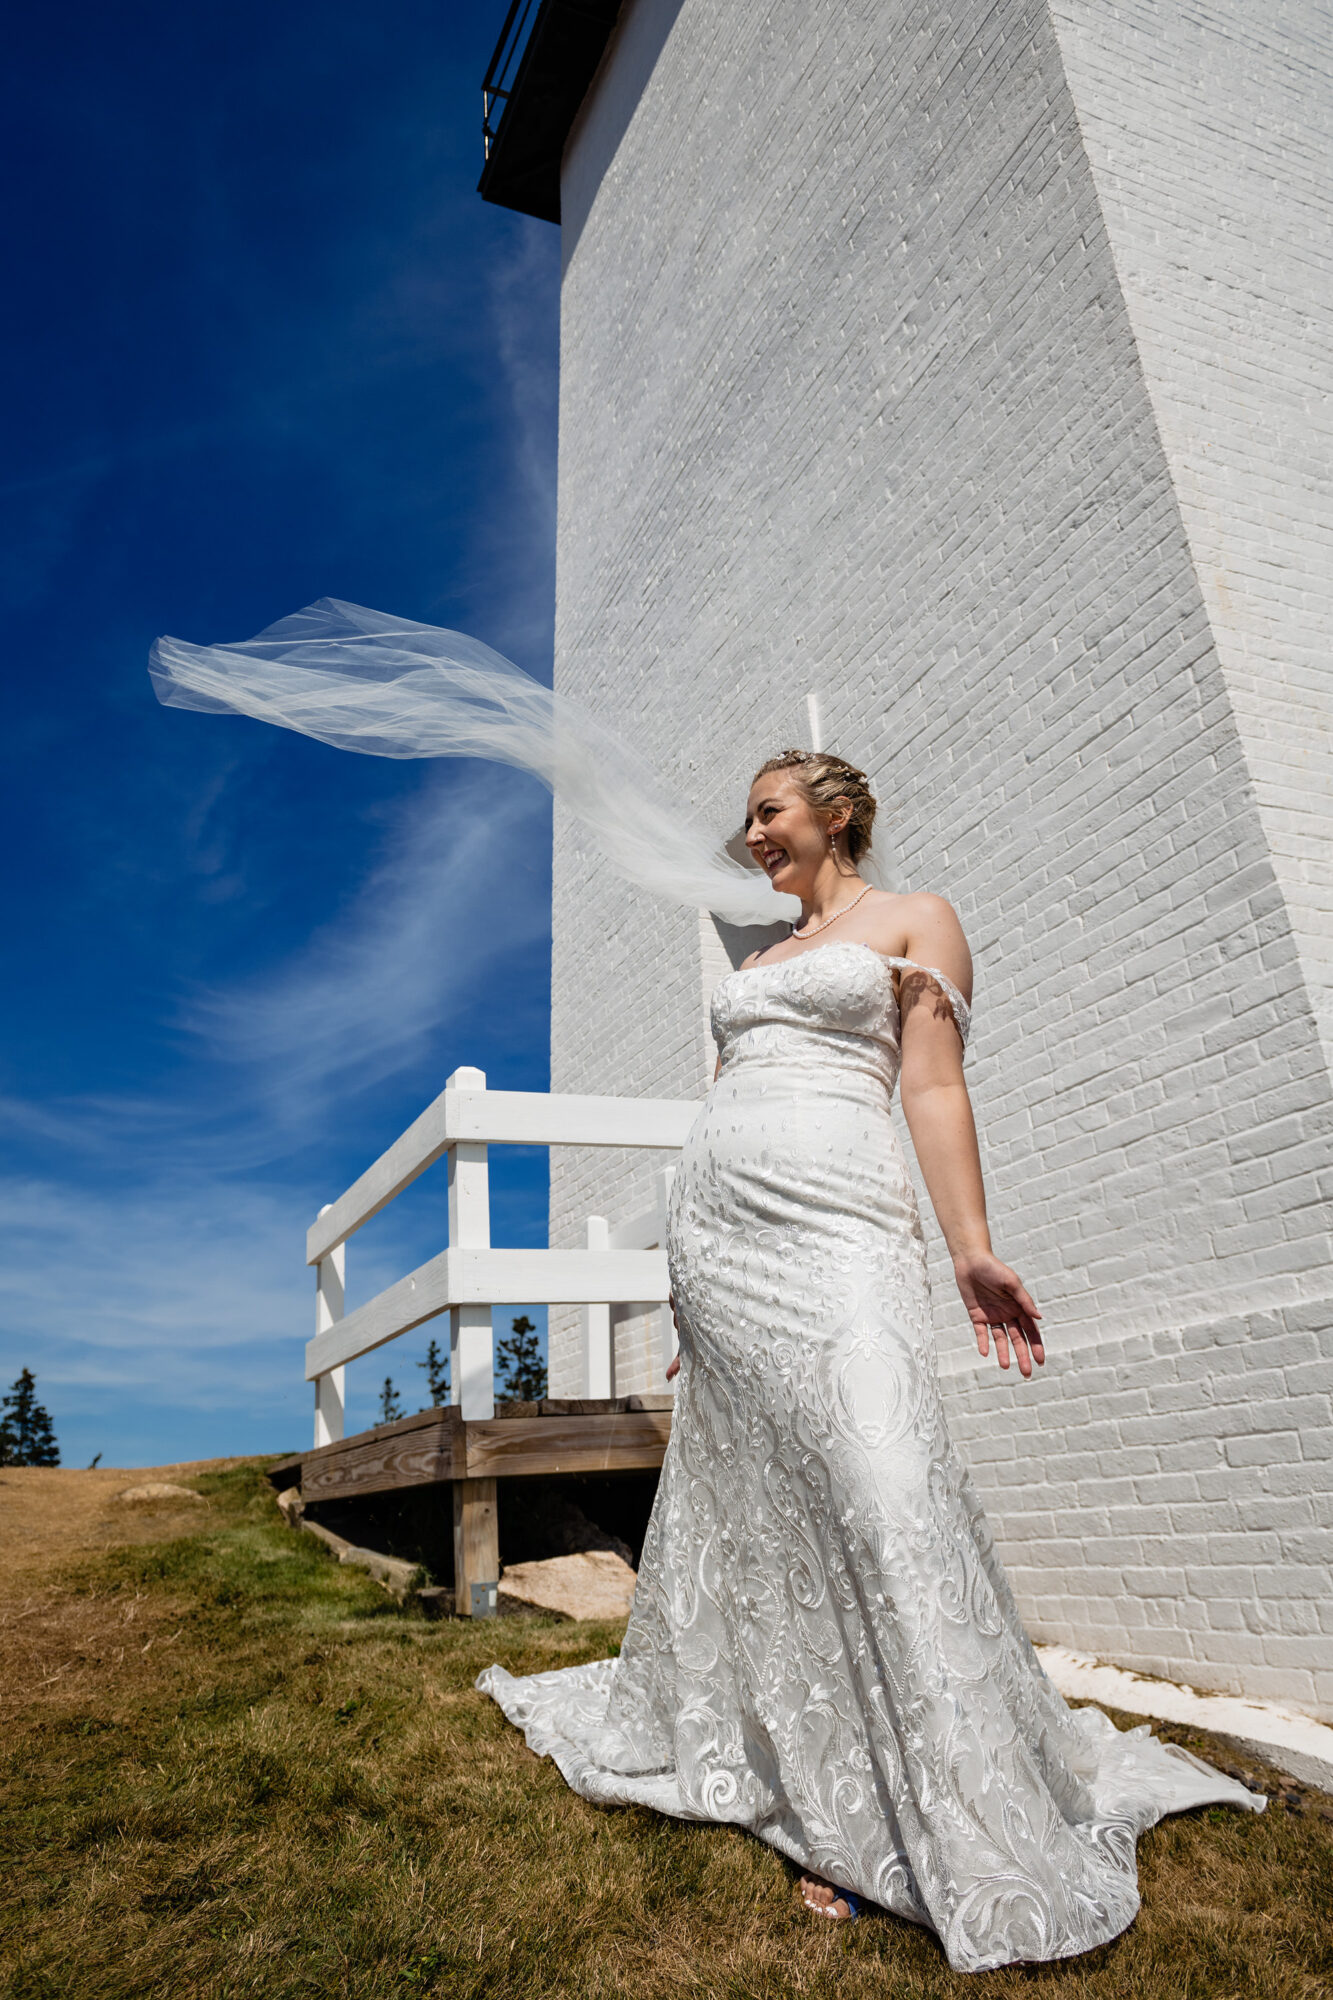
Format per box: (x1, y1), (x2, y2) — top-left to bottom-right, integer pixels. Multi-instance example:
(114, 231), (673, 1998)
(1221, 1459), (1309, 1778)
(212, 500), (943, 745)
(307, 1066), (696, 1446)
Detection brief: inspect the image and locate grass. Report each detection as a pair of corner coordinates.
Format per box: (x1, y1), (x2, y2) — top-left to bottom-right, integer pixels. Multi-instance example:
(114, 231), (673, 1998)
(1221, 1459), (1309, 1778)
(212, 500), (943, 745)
(2, 1462), (1330, 2000)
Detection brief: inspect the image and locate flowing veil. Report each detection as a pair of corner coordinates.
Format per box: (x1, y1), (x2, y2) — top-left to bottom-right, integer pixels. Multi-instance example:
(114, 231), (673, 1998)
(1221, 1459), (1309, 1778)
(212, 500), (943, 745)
(150, 599), (801, 929)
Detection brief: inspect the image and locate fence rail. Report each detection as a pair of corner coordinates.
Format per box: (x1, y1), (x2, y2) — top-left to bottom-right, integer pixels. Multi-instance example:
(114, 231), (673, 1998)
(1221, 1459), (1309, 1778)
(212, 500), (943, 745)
(308, 1067), (695, 1445)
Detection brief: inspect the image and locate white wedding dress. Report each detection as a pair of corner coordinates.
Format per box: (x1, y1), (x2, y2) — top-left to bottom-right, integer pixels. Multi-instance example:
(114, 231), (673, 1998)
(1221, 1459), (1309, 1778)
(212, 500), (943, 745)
(478, 940), (1262, 1972)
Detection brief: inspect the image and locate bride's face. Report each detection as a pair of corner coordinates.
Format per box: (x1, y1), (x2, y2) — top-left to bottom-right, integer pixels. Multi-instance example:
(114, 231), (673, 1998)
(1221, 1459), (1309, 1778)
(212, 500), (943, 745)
(744, 772), (831, 893)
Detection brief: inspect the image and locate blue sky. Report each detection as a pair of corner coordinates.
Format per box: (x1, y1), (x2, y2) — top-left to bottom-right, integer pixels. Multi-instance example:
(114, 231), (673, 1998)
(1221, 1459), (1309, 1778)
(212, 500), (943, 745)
(1, 1), (560, 1467)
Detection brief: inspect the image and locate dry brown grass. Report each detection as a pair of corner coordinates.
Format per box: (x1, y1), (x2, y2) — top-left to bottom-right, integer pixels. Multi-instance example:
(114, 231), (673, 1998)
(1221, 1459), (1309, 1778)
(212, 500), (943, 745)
(1, 1462), (1330, 2000)
(0, 1460), (260, 1587)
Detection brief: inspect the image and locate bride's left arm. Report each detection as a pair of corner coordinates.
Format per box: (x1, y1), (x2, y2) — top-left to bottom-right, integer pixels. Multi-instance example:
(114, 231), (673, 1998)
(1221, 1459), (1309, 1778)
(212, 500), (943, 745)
(894, 896), (1044, 1377)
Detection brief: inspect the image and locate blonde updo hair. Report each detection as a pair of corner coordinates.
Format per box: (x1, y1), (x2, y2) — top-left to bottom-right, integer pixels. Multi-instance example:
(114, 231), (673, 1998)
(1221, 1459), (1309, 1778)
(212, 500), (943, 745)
(752, 749), (877, 864)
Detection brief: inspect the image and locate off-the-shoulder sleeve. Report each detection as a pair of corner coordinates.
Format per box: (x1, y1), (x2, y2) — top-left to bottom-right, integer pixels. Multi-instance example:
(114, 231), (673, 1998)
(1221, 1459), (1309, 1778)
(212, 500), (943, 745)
(883, 956), (972, 1047)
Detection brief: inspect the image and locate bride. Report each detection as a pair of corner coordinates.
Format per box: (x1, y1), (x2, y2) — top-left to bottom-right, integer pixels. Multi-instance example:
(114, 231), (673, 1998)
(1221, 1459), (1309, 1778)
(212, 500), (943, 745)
(478, 746), (1262, 1974)
(146, 604), (1262, 1974)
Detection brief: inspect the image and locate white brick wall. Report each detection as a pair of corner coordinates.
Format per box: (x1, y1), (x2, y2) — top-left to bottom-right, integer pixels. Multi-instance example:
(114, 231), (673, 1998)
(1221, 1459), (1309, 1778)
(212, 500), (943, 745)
(548, 0), (1333, 1715)
(1050, 0), (1333, 1068)
(940, 1301), (1333, 1718)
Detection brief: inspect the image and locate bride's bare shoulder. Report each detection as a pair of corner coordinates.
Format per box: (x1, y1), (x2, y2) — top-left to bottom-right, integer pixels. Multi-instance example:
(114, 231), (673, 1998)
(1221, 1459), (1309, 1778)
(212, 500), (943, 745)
(861, 887), (962, 935)
(863, 890), (972, 981)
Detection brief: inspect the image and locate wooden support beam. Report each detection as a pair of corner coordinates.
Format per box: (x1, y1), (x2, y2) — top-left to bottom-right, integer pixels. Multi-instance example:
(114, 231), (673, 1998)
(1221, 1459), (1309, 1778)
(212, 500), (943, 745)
(453, 1477), (499, 1618)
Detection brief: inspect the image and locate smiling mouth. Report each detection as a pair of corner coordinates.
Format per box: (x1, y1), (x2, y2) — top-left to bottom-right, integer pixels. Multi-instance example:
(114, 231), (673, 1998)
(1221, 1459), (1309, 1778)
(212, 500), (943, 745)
(761, 847), (788, 874)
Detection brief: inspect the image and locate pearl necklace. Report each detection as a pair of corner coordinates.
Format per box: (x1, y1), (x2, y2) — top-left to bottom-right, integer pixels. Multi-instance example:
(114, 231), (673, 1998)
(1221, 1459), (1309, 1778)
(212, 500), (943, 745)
(791, 882), (873, 941)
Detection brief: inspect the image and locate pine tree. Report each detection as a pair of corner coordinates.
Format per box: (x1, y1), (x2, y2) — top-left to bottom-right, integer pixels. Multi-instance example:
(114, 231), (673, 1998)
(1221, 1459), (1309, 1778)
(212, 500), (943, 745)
(496, 1315), (547, 1402)
(417, 1337), (449, 1410)
(0, 1369), (60, 1467)
(378, 1376), (403, 1425)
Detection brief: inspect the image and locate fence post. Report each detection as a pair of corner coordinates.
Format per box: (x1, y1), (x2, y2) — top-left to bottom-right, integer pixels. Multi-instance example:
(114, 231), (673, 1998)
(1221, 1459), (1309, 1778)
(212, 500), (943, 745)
(447, 1066), (494, 1421)
(447, 1066), (498, 1618)
(313, 1205), (346, 1447)
(453, 1477), (499, 1619)
(582, 1214), (613, 1397)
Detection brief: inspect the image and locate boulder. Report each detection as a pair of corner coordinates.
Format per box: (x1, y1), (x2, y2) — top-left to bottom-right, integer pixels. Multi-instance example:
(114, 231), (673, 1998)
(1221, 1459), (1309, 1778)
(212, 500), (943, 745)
(498, 1550), (637, 1621)
(114, 1482), (206, 1504)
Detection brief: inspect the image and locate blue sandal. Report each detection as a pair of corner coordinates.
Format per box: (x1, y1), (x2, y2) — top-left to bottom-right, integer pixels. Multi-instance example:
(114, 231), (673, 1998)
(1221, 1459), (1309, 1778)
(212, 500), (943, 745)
(800, 1878), (862, 1922)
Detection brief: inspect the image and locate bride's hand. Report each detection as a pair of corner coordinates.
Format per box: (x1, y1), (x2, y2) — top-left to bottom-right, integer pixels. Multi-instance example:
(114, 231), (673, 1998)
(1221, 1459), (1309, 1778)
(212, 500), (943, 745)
(665, 1295), (680, 1381)
(952, 1254), (1044, 1377)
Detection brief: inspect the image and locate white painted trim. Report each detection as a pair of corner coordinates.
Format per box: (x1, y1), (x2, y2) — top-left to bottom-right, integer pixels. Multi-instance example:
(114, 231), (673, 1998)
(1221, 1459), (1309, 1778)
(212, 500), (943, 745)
(582, 1215), (613, 1397)
(304, 1246), (670, 1380)
(306, 1088), (698, 1264)
(313, 1366), (345, 1448)
(312, 1216), (346, 1446)
(446, 1068), (495, 1421)
(605, 1166), (678, 1382)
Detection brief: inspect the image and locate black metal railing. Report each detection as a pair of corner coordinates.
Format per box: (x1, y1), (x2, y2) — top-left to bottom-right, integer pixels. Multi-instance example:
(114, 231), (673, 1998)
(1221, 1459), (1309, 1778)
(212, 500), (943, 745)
(482, 0), (542, 161)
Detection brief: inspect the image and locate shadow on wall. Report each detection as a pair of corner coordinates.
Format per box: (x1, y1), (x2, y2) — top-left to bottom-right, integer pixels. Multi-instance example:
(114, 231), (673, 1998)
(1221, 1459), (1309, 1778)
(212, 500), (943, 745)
(561, 0), (690, 267)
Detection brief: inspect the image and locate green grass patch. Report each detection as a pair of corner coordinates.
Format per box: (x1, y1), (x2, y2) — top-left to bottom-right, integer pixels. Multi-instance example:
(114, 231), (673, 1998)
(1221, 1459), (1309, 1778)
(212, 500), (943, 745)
(2, 1462), (1330, 1999)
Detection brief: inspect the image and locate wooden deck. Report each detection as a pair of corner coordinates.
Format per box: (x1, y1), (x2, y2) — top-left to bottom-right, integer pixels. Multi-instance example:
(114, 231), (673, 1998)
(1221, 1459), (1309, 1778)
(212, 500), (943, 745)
(269, 1398), (673, 1616)
(270, 1396), (674, 1501)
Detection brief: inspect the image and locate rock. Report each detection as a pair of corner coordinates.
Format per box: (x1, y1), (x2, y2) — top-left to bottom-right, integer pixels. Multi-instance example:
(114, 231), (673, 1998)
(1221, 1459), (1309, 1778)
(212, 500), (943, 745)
(114, 1482), (206, 1504)
(498, 1550), (637, 1621)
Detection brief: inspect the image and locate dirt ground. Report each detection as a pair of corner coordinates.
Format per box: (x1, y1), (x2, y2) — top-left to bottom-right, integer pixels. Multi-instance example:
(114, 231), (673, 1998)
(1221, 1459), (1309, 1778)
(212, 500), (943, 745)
(0, 1457), (253, 1725)
(0, 1459), (253, 1588)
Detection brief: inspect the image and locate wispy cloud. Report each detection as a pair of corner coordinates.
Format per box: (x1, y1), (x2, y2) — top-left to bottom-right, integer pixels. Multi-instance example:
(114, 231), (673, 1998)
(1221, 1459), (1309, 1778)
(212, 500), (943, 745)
(0, 1168), (315, 1466)
(0, 1162), (443, 1466)
(1, 763), (552, 1184)
(181, 765), (551, 1137)
(459, 218), (560, 668)
(489, 219), (560, 538)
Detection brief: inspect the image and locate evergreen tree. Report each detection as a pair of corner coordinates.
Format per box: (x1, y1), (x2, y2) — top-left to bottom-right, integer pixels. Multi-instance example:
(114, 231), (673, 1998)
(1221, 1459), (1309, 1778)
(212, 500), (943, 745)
(378, 1376), (403, 1425)
(496, 1315), (547, 1402)
(417, 1337), (449, 1410)
(0, 1369), (60, 1466)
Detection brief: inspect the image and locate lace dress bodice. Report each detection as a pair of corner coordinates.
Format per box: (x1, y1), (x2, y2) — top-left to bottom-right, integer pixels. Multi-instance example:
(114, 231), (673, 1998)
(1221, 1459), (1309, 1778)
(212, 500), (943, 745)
(711, 940), (971, 1095)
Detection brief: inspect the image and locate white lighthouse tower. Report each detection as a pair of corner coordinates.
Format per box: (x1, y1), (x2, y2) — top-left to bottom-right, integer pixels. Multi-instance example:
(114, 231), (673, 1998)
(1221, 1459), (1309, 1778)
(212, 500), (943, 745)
(481, 0), (1333, 1719)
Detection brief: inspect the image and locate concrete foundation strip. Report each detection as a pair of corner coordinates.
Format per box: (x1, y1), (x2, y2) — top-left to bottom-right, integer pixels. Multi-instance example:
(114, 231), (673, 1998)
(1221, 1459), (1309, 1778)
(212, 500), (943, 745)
(1037, 1645), (1333, 1795)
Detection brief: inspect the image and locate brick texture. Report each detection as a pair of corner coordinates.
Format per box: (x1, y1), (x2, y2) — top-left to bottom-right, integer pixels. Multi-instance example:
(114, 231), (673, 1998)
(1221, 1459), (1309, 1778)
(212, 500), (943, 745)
(547, 0), (1333, 1714)
(1050, 0), (1333, 1068)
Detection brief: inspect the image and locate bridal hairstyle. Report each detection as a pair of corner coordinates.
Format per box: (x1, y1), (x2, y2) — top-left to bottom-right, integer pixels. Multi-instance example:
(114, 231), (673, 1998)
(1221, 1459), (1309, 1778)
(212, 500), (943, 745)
(753, 749), (877, 864)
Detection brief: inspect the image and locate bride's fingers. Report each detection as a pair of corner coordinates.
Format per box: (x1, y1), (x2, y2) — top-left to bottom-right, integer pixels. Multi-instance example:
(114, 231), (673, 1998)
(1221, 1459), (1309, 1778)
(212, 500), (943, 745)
(993, 1325), (1011, 1369)
(975, 1321), (990, 1359)
(1011, 1325), (1032, 1378)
